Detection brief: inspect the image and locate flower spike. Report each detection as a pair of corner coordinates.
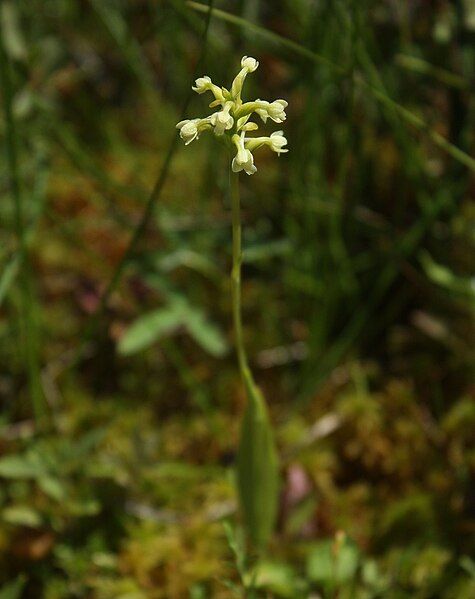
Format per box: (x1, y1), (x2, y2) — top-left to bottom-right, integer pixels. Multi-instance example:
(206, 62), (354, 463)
(177, 55), (289, 175)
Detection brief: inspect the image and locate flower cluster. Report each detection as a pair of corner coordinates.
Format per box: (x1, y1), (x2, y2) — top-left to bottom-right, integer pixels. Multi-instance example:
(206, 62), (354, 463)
(176, 56), (288, 175)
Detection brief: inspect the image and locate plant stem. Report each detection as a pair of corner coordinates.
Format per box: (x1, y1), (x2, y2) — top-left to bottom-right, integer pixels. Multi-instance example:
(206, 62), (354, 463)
(0, 10), (45, 422)
(230, 169), (245, 371)
(229, 167), (256, 399)
(230, 166), (279, 550)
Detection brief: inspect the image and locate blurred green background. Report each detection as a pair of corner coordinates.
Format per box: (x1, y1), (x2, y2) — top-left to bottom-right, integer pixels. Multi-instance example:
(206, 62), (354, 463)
(0, 0), (474, 597)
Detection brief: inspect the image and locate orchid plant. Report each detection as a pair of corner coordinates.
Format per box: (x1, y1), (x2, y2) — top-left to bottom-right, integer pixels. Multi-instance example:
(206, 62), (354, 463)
(177, 56), (288, 549)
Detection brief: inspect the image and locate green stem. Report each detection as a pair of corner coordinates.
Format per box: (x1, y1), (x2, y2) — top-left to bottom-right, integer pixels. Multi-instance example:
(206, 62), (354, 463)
(229, 167), (258, 400)
(231, 166), (279, 551)
(230, 169), (245, 372)
(0, 8), (45, 422)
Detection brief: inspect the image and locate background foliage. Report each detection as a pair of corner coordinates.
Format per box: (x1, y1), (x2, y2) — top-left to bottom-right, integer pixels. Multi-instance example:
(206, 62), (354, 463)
(0, 0), (474, 597)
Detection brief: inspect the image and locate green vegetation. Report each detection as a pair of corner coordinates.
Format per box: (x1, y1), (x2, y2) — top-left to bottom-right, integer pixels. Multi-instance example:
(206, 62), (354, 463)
(0, 1), (474, 597)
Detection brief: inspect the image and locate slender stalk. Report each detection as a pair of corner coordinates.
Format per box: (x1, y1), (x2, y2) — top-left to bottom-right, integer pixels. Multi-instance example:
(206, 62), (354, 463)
(230, 165), (279, 550)
(0, 9), (45, 421)
(230, 169), (246, 373)
(229, 167), (257, 400)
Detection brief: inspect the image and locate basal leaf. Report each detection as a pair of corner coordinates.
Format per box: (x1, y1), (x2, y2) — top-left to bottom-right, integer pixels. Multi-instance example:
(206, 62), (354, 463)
(236, 386), (279, 549)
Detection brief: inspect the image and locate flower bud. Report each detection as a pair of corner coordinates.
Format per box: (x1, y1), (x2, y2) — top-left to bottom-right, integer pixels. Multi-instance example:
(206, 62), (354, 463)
(241, 56), (259, 72)
(192, 76), (212, 94)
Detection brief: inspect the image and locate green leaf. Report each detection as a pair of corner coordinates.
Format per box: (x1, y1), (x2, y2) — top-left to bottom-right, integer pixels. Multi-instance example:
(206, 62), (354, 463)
(155, 249), (220, 280)
(306, 537), (359, 587)
(420, 251), (475, 302)
(2, 505), (43, 528)
(0, 256), (19, 308)
(306, 540), (334, 585)
(362, 559), (389, 592)
(236, 386), (279, 549)
(67, 497), (101, 516)
(251, 561), (303, 597)
(243, 239), (291, 263)
(119, 294), (228, 358)
(335, 540), (359, 583)
(38, 476), (67, 501)
(0, 454), (43, 479)
(118, 307), (182, 355)
(460, 556), (475, 580)
(182, 306), (228, 357)
(0, 2), (27, 61)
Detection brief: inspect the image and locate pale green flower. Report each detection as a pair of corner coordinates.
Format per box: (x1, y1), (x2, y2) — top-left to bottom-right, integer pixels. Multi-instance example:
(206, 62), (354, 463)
(232, 132), (257, 175)
(268, 130), (289, 154)
(230, 56), (259, 99)
(176, 55), (289, 175)
(241, 55), (259, 71)
(176, 117), (212, 145)
(210, 100), (234, 135)
(255, 99), (288, 123)
(245, 130), (289, 156)
(192, 75), (212, 94)
(192, 75), (225, 103)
